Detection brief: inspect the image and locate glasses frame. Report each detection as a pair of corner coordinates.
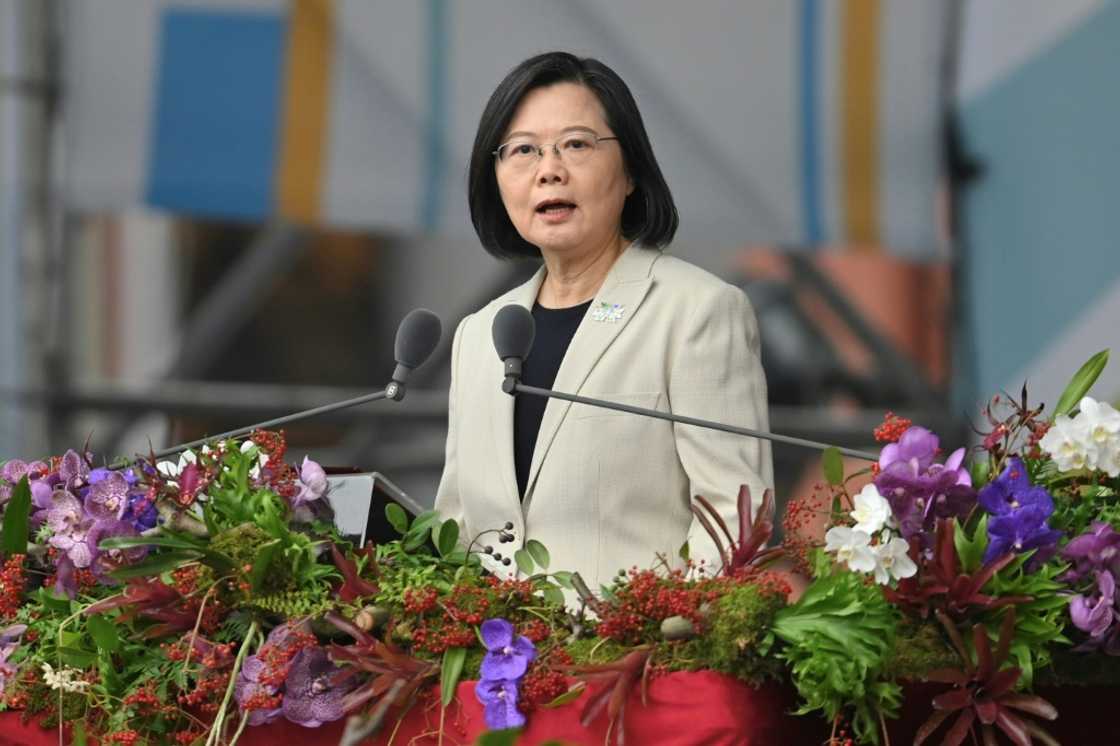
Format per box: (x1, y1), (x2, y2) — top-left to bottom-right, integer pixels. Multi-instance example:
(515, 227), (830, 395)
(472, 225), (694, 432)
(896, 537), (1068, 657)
(492, 131), (620, 166)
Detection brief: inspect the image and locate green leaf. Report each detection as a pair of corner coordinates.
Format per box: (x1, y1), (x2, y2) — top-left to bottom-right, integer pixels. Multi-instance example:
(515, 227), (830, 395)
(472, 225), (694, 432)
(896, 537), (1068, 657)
(86, 614), (120, 653)
(440, 646), (467, 708)
(1, 475), (31, 556)
(542, 585), (565, 607)
(525, 539), (549, 570)
(409, 510), (440, 536)
(551, 571), (574, 589)
(73, 719), (87, 746)
(822, 447), (844, 486)
(514, 548), (534, 576)
(969, 459), (991, 489)
(98, 534), (204, 551)
(250, 539), (282, 591)
(435, 519), (460, 557)
(1052, 349), (1109, 419)
(953, 515), (988, 574)
(678, 540), (690, 563)
(59, 646), (97, 668)
(385, 503), (410, 535)
(110, 550), (202, 580)
(475, 730), (522, 746)
(37, 588), (74, 614)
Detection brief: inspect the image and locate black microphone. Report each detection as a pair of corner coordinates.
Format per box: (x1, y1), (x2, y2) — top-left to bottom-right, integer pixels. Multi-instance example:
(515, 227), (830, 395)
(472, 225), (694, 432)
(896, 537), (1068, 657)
(492, 304), (535, 395)
(489, 305), (878, 462)
(113, 309), (443, 468)
(387, 308), (443, 401)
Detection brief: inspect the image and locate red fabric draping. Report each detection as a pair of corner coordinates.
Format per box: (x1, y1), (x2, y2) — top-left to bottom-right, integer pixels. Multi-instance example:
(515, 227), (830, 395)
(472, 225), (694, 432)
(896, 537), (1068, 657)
(4, 674), (1120, 745)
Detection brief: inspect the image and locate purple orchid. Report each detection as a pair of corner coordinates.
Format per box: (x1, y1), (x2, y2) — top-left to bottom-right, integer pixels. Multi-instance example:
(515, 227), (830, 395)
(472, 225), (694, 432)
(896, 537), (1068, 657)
(475, 618), (536, 730)
(1070, 571), (1117, 641)
(122, 491), (160, 532)
(1062, 522), (1120, 583)
(235, 655), (284, 726)
(88, 520), (147, 578)
(293, 457), (329, 508)
(875, 426), (976, 543)
(0, 459), (48, 505)
(480, 618), (536, 681)
(979, 458), (1062, 565)
(58, 449), (90, 491)
(476, 678), (525, 730)
(85, 471), (130, 521)
(47, 490), (97, 569)
(281, 647), (350, 727)
(0, 624), (28, 699)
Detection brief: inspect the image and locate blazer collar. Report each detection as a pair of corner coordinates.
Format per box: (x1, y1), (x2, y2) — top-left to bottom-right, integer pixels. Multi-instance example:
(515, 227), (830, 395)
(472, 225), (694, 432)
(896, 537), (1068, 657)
(521, 244), (659, 505)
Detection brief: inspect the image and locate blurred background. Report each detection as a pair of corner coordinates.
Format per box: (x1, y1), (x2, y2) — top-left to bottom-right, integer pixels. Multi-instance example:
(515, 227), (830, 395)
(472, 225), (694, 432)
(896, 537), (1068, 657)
(1, 0), (1118, 524)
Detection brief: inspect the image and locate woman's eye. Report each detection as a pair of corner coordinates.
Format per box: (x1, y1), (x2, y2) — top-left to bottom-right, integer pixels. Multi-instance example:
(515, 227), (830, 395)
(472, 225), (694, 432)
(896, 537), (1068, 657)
(512, 144), (536, 156)
(563, 137), (591, 150)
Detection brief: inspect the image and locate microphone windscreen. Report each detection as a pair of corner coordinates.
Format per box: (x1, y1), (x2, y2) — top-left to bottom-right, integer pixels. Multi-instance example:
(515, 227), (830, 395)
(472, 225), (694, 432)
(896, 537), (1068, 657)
(394, 308), (443, 369)
(492, 304), (535, 361)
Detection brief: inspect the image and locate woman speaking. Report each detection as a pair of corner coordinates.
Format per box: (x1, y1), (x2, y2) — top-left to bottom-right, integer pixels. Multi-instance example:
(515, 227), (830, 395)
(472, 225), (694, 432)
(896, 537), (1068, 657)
(435, 52), (772, 590)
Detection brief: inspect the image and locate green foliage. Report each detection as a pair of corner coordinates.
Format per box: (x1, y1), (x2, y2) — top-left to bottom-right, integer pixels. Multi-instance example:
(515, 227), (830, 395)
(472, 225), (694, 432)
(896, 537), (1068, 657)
(680, 583), (787, 685)
(1, 475), (31, 556)
(1052, 349), (1109, 419)
(768, 567), (901, 745)
(822, 447), (844, 486)
(441, 647), (468, 707)
(885, 619), (958, 680)
(953, 515), (988, 574)
(982, 556), (1070, 687)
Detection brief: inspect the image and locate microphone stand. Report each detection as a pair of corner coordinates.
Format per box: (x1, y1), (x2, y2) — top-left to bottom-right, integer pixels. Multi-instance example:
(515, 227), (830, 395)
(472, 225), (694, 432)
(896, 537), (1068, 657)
(506, 380), (880, 462)
(108, 380), (406, 470)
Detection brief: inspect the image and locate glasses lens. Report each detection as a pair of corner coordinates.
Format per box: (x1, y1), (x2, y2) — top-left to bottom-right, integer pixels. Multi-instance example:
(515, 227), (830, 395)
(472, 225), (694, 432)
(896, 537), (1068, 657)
(559, 133), (596, 163)
(498, 140), (538, 165)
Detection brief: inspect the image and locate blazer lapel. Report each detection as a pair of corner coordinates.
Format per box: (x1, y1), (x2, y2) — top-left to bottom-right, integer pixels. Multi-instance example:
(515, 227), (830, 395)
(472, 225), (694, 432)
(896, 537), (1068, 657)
(523, 246), (659, 502)
(490, 265), (547, 513)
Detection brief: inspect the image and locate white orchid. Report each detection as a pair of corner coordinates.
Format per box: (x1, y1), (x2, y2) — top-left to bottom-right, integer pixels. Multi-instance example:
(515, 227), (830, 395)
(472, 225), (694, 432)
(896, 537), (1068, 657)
(871, 537), (918, 585)
(824, 526), (876, 574)
(850, 484), (892, 535)
(1039, 414), (1091, 472)
(1040, 396), (1120, 476)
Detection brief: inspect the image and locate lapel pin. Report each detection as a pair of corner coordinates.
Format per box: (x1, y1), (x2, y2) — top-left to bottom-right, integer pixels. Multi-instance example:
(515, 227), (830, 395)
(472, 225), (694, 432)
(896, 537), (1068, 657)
(590, 302), (626, 323)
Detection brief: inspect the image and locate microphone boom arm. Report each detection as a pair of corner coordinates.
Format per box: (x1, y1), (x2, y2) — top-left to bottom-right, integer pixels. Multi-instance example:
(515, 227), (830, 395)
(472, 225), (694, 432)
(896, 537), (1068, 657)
(513, 382), (879, 462)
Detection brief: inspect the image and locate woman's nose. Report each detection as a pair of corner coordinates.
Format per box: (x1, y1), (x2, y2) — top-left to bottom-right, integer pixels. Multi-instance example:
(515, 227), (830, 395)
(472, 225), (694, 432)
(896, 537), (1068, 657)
(536, 150), (568, 184)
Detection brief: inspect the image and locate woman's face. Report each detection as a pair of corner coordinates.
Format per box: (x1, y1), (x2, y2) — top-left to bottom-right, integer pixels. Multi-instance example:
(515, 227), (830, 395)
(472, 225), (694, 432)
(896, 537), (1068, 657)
(496, 82), (633, 259)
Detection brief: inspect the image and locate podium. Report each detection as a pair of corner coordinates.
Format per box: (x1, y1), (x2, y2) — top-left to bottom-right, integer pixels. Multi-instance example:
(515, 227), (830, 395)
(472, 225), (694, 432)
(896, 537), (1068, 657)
(325, 471), (426, 547)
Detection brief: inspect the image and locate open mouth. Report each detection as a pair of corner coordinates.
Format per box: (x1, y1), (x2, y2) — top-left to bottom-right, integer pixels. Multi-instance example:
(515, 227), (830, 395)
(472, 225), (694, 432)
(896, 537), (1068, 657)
(535, 199), (576, 214)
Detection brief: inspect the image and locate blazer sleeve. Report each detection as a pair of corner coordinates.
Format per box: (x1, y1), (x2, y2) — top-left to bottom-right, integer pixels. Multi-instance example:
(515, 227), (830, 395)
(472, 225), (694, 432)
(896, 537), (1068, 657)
(667, 283), (773, 573)
(434, 316), (468, 533)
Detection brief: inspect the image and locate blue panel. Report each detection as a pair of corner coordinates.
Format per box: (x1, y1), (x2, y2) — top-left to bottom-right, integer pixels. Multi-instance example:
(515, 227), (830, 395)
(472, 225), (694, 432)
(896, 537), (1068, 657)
(798, 0), (823, 247)
(145, 9), (285, 221)
(960, 1), (1120, 404)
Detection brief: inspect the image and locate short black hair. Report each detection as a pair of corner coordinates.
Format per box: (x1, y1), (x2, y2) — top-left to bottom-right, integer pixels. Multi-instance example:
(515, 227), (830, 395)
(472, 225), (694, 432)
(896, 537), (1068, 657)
(468, 52), (678, 259)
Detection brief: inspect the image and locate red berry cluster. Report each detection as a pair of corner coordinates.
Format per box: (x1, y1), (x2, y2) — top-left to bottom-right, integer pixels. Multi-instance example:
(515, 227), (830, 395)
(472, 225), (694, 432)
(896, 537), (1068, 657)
(178, 671), (229, 714)
(520, 619), (551, 643)
(173, 730), (204, 745)
(170, 565), (202, 595)
(196, 640), (237, 670)
(103, 730), (142, 745)
(403, 586), (439, 614)
(595, 568), (722, 644)
(256, 626), (317, 689)
(874, 412), (912, 443)
(442, 585), (493, 626)
(0, 553), (26, 619)
(411, 619), (477, 654)
(251, 429), (288, 471)
(123, 687), (173, 717)
(781, 487), (829, 574)
(242, 689), (283, 713)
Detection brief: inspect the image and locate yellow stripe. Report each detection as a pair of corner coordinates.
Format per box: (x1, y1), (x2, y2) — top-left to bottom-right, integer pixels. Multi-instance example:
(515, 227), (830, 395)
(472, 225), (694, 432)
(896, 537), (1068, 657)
(841, 0), (880, 249)
(276, 0), (334, 223)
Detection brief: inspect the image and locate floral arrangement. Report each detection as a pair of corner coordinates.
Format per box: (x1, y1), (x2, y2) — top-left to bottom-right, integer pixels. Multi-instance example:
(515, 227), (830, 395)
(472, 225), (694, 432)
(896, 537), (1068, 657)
(0, 350), (1116, 746)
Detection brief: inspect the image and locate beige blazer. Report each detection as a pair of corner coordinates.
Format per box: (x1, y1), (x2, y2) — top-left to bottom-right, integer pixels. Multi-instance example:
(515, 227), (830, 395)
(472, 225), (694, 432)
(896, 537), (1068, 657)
(435, 245), (773, 591)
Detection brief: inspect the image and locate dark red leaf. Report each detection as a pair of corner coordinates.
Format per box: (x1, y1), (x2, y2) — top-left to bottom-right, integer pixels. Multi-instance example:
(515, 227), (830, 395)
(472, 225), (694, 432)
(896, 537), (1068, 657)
(914, 708), (953, 745)
(994, 708), (1032, 746)
(933, 688), (973, 712)
(945, 709), (976, 746)
(1001, 694), (1058, 721)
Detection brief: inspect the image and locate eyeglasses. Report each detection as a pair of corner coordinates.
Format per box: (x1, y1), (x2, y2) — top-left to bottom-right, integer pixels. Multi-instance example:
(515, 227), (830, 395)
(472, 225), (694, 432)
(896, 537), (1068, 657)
(493, 130), (620, 170)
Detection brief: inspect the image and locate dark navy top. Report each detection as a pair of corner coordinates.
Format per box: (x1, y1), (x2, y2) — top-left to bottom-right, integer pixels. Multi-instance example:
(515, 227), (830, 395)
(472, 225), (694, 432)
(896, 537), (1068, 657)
(514, 300), (592, 499)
